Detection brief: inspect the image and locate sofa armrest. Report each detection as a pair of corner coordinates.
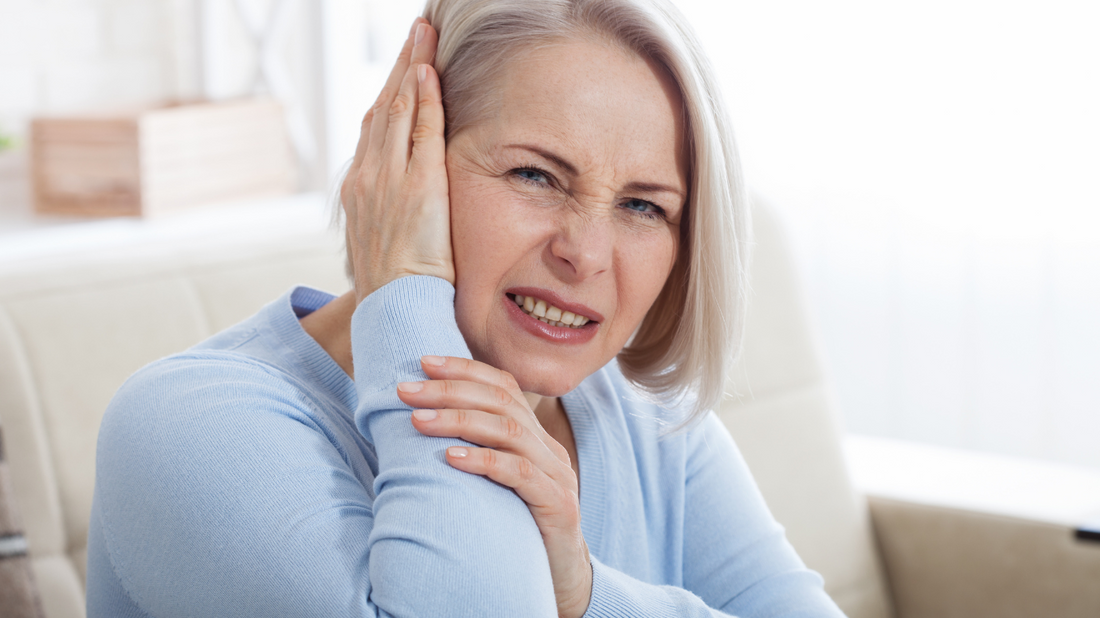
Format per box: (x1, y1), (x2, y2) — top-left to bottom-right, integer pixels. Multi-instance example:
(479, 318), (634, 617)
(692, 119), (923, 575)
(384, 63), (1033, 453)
(867, 496), (1100, 618)
(845, 436), (1100, 618)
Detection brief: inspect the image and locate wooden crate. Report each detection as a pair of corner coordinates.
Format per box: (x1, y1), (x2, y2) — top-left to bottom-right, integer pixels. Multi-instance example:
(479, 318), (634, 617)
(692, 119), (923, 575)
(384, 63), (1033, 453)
(31, 99), (297, 217)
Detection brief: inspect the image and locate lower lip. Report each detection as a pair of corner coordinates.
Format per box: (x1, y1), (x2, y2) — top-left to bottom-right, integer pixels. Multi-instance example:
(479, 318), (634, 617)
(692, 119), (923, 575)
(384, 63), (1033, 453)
(503, 296), (598, 344)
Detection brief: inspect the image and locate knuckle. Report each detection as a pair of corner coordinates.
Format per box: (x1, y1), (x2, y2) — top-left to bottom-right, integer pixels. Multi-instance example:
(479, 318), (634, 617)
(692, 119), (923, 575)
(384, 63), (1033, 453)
(354, 177), (371, 201)
(352, 176), (374, 204)
(453, 408), (469, 427)
(514, 457), (536, 483)
(499, 370), (520, 392)
(494, 387), (512, 406)
(482, 448), (499, 470)
(360, 108), (374, 127)
(564, 487), (580, 510)
(501, 416), (525, 441)
(389, 93), (412, 118)
(371, 89), (393, 116)
(417, 89), (437, 109)
(560, 499), (581, 527)
(409, 122), (437, 148)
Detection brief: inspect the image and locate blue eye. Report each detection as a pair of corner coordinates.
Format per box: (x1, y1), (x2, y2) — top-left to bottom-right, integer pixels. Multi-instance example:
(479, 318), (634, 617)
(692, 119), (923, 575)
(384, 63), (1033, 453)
(515, 168), (549, 184)
(623, 199), (665, 219)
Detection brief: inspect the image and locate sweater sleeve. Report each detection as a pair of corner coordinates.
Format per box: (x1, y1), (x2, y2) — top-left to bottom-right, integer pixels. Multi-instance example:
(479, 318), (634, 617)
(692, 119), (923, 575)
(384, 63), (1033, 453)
(580, 414), (845, 618)
(351, 275), (557, 615)
(87, 276), (556, 617)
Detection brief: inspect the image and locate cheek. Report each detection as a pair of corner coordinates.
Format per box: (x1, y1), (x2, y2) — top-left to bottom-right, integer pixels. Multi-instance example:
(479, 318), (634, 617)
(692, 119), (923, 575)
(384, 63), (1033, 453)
(450, 178), (524, 283)
(449, 178), (499, 328)
(448, 174), (548, 356)
(618, 229), (678, 312)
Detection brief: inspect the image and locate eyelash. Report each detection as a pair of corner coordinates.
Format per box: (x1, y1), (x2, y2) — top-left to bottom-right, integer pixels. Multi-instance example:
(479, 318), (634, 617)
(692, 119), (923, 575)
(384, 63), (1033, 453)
(510, 167), (667, 221)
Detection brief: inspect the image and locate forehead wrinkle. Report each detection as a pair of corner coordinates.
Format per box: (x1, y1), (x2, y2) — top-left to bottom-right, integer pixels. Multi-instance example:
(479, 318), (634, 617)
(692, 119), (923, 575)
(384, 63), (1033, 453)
(473, 38), (686, 199)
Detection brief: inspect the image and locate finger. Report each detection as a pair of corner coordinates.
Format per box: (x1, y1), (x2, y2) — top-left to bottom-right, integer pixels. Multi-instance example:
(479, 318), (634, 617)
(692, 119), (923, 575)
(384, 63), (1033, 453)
(403, 22), (438, 150)
(350, 16), (419, 173)
(397, 379), (518, 419)
(411, 408), (573, 485)
(341, 107), (373, 209)
(368, 20), (437, 163)
(365, 18), (424, 161)
(349, 108), (373, 175)
(410, 63), (446, 174)
(419, 356), (525, 402)
(382, 64), (422, 167)
(446, 447), (581, 526)
(417, 357), (569, 467)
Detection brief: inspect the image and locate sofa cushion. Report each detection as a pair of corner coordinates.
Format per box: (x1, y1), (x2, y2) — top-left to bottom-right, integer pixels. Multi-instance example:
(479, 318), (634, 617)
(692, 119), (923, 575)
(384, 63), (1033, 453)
(1, 422), (46, 618)
(718, 200), (894, 618)
(0, 230), (349, 618)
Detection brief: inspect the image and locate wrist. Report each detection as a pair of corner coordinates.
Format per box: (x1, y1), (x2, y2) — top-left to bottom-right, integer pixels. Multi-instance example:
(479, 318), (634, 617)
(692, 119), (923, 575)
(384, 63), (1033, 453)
(557, 551), (593, 618)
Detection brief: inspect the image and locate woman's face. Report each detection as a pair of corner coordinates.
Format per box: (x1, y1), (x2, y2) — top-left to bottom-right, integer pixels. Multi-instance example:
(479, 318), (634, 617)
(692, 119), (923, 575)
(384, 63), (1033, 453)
(447, 38), (688, 396)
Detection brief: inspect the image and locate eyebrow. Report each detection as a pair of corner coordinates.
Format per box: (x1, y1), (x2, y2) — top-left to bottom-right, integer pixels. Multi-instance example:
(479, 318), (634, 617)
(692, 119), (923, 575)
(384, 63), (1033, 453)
(503, 143), (686, 200)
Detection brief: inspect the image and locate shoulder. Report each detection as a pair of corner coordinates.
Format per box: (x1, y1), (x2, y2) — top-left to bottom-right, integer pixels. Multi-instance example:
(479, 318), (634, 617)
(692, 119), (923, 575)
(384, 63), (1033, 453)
(103, 350), (308, 436)
(90, 349), (377, 617)
(96, 348), (349, 497)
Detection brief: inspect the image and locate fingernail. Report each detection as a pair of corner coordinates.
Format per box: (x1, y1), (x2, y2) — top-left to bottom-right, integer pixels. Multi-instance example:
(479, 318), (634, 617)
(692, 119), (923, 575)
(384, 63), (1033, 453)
(397, 381), (423, 393)
(412, 409), (437, 421)
(415, 23), (426, 45)
(409, 18), (420, 36)
(421, 354), (444, 366)
(417, 64), (427, 83)
(448, 446), (469, 458)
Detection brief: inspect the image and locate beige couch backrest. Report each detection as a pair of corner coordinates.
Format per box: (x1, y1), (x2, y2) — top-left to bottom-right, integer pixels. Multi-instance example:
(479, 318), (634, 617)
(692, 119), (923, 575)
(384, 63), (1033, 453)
(720, 202), (894, 617)
(0, 233), (350, 618)
(0, 202), (893, 618)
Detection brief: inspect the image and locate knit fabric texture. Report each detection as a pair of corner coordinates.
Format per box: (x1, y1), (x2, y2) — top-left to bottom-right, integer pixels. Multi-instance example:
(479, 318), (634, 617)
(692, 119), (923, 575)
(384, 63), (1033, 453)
(87, 276), (844, 617)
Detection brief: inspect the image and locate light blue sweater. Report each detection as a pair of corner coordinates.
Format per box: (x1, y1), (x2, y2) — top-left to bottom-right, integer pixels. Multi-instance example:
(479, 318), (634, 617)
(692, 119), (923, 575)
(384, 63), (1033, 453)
(87, 276), (844, 617)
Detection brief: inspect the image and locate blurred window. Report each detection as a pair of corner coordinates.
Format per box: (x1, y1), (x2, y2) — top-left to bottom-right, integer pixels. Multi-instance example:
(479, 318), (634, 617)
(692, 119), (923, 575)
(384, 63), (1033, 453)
(676, 0), (1100, 468)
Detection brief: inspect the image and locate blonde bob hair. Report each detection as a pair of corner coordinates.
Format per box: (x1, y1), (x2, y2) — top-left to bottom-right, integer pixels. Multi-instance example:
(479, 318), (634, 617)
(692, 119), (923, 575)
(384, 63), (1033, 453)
(349, 0), (751, 426)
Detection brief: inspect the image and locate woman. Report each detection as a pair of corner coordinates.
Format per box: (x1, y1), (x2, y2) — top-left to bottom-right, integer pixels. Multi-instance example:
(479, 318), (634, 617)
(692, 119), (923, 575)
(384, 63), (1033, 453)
(87, 0), (845, 616)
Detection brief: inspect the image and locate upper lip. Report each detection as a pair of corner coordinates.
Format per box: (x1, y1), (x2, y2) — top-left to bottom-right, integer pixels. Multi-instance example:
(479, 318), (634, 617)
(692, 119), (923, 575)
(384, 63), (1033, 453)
(505, 287), (605, 323)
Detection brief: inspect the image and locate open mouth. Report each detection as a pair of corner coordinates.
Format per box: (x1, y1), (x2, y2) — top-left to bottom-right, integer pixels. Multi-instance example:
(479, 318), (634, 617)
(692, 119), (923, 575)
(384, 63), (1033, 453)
(509, 294), (593, 329)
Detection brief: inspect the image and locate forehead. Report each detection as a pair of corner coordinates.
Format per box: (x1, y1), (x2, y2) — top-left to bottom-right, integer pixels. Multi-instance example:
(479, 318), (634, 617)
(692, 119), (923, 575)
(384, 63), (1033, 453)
(479, 37), (687, 185)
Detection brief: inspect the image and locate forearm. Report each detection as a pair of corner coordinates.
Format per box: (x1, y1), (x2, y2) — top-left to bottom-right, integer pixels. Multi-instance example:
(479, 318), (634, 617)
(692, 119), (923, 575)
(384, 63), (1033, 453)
(352, 275), (557, 615)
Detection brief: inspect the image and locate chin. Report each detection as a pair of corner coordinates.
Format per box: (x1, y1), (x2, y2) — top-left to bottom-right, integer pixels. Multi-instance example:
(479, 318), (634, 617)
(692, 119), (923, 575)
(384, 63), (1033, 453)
(515, 374), (579, 398)
(493, 355), (588, 397)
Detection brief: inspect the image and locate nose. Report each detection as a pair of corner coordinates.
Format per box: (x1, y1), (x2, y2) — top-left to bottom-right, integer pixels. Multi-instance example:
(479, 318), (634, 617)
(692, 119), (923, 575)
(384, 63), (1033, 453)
(547, 209), (612, 282)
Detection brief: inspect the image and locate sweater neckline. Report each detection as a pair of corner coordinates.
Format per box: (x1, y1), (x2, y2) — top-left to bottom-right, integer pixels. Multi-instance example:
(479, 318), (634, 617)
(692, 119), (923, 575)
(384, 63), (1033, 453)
(561, 387), (608, 559)
(266, 286), (359, 413)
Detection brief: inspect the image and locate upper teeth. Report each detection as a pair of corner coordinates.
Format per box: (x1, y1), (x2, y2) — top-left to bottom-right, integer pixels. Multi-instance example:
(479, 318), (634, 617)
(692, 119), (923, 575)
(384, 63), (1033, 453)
(514, 295), (590, 328)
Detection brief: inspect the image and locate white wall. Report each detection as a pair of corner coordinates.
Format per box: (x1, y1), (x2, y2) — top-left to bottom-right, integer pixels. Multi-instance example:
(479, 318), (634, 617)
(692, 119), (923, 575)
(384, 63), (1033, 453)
(0, 0), (192, 213)
(0, 0), (192, 138)
(320, 0), (422, 183)
(0, 0), (327, 211)
(674, 0), (1100, 468)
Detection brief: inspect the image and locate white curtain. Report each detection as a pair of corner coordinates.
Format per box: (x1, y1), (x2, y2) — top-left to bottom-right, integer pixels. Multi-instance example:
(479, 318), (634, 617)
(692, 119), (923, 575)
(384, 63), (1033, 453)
(674, 0), (1100, 468)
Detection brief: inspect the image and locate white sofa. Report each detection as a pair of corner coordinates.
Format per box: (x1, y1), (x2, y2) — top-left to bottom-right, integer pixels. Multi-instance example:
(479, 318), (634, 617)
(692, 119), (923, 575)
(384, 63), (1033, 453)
(1, 196), (1097, 618)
